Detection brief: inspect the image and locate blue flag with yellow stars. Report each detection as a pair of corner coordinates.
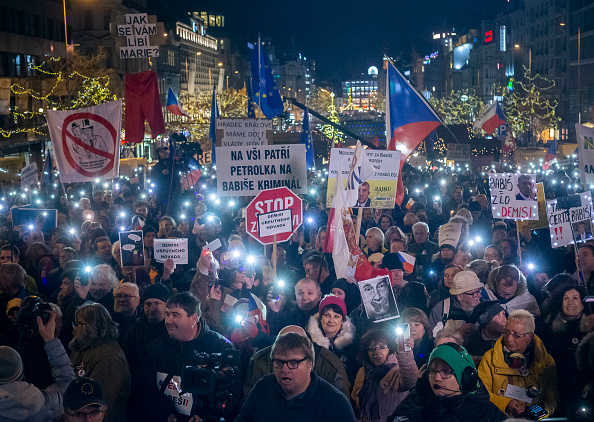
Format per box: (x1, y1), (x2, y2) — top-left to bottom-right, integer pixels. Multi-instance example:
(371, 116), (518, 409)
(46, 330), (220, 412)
(300, 108), (315, 169)
(209, 85), (219, 167)
(250, 42), (284, 119)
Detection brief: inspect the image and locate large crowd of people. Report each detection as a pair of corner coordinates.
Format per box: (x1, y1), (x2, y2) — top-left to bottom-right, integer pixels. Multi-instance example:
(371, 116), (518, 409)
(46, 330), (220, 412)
(0, 152), (594, 422)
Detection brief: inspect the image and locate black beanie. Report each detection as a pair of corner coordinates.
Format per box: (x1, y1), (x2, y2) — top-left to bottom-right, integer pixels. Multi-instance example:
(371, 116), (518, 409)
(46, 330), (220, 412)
(142, 283), (169, 303)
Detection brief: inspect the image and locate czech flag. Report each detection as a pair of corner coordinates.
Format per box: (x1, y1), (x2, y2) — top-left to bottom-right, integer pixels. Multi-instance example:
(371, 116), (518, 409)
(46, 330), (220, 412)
(166, 86), (188, 117)
(542, 140), (557, 170)
(398, 251), (416, 273)
(386, 60), (442, 205)
(474, 102), (506, 134)
(248, 293), (269, 334)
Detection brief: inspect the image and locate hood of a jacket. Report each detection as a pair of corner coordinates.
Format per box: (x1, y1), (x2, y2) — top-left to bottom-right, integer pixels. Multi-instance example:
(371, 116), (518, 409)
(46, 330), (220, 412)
(307, 314), (355, 351)
(486, 271), (528, 298)
(0, 381), (44, 420)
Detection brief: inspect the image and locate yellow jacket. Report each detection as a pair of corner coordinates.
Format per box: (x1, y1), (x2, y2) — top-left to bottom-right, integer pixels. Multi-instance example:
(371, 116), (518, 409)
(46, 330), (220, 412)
(478, 335), (559, 417)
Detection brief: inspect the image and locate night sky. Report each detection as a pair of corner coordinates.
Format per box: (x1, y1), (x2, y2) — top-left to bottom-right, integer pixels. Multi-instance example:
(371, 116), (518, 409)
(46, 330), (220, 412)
(187, 0), (507, 88)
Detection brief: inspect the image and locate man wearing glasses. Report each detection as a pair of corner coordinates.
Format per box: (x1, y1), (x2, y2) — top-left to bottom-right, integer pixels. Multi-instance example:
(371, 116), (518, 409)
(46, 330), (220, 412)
(429, 271), (485, 337)
(237, 332), (355, 422)
(112, 283), (141, 343)
(62, 378), (107, 422)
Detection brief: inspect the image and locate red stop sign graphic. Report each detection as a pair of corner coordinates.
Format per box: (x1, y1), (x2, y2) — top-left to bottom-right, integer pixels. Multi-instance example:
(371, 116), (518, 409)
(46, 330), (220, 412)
(246, 187), (302, 245)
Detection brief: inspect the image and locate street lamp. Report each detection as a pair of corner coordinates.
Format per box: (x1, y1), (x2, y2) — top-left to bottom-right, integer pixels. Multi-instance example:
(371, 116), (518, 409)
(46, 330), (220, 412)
(514, 44), (531, 76)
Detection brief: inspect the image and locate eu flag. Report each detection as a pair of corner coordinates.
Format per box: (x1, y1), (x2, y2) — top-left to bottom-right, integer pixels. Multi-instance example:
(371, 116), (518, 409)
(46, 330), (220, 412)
(250, 41), (283, 119)
(300, 108), (315, 169)
(209, 85), (219, 167)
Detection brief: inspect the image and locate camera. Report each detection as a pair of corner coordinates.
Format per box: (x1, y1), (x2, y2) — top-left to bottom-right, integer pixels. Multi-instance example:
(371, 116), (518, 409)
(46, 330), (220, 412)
(17, 296), (52, 330)
(181, 349), (241, 421)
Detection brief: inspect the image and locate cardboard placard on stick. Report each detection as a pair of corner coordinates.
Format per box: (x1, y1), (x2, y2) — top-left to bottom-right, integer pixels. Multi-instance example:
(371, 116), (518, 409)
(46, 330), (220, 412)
(488, 173), (538, 220)
(546, 192), (594, 248)
(357, 275), (399, 323)
(119, 230), (145, 267)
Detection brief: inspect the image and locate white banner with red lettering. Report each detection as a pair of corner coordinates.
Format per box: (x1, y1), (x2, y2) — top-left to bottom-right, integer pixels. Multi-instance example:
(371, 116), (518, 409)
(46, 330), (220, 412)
(46, 100), (122, 183)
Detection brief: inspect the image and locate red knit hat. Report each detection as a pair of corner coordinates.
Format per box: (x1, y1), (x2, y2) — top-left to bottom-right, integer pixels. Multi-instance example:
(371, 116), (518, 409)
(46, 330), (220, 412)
(318, 295), (347, 317)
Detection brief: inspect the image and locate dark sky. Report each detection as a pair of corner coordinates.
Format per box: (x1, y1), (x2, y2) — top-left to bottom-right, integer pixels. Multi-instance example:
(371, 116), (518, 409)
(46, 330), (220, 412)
(188, 0), (507, 88)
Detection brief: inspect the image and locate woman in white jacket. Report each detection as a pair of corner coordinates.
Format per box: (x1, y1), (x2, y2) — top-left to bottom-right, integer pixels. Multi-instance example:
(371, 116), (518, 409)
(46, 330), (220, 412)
(307, 294), (359, 384)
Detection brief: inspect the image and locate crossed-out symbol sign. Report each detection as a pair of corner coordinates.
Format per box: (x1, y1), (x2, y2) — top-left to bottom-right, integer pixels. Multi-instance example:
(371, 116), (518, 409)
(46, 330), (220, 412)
(62, 112), (117, 177)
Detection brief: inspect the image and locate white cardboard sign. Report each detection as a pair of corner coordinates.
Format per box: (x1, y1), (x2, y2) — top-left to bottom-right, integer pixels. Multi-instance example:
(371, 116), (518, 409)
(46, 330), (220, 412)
(257, 209), (293, 238)
(488, 173), (538, 220)
(546, 192), (593, 248)
(153, 238), (188, 264)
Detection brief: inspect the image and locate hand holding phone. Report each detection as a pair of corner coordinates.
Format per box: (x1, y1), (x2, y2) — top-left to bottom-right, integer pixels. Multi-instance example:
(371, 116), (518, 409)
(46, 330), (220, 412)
(395, 323), (411, 352)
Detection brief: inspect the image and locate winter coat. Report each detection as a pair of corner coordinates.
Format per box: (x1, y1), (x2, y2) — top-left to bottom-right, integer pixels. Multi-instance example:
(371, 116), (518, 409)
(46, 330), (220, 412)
(307, 314), (358, 383)
(484, 273), (540, 316)
(243, 342), (350, 398)
(135, 319), (235, 422)
(477, 335), (559, 417)
(352, 350), (418, 422)
(0, 338), (75, 422)
(70, 339), (131, 422)
(121, 314), (167, 374)
(238, 372), (356, 422)
(389, 374), (505, 422)
(428, 296), (474, 335)
(538, 312), (592, 415)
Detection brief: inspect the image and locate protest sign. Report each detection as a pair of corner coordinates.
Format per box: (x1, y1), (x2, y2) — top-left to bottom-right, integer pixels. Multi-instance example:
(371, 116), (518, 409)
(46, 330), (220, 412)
(326, 148), (401, 209)
(115, 13), (166, 59)
(46, 100), (122, 183)
(438, 222), (462, 248)
(215, 118), (271, 147)
(576, 124), (594, 187)
(246, 187), (302, 245)
(215, 144), (307, 197)
(357, 275), (399, 323)
(119, 230), (145, 267)
(11, 208), (57, 231)
(154, 238), (188, 264)
(156, 373), (193, 416)
(446, 144), (470, 161)
(517, 183), (548, 231)
(488, 173), (538, 220)
(546, 192), (593, 248)
(20, 162), (38, 189)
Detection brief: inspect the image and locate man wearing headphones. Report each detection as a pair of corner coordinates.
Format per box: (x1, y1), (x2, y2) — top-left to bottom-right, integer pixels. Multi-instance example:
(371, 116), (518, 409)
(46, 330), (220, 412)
(389, 343), (505, 422)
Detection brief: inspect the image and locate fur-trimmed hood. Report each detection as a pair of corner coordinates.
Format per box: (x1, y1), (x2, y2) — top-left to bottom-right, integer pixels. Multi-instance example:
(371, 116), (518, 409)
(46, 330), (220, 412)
(486, 267), (528, 297)
(547, 311), (591, 334)
(307, 313), (355, 351)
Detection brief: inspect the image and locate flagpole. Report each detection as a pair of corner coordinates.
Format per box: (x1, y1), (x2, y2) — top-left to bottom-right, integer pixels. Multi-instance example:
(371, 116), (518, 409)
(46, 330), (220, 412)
(258, 33), (262, 120)
(355, 210), (363, 250)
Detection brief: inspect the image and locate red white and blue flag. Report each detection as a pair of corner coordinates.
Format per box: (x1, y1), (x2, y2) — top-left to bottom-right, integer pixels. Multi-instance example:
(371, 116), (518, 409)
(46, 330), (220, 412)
(386, 60), (442, 205)
(542, 140), (557, 170)
(248, 293), (269, 334)
(166, 86), (188, 117)
(398, 251), (416, 273)
(474, 102), (506, 134)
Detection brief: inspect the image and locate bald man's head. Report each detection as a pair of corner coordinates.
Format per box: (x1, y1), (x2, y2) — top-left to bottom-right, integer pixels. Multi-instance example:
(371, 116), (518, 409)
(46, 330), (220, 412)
(278, 325), (307, 337)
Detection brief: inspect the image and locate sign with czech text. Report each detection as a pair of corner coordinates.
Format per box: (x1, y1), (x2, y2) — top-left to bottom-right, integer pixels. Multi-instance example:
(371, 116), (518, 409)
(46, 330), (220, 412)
(488, 173), (538, 220)
(246, 187), (302, 245)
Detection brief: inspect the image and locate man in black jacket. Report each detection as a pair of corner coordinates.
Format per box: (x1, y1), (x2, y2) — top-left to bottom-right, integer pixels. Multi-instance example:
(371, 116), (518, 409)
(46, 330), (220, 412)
(237, 332), (355, 422)
(134, 291), (235, 422)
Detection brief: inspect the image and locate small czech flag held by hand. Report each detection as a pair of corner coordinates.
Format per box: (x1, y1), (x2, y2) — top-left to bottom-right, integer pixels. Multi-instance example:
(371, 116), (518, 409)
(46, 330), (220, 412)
(166, 86), (188, 117)
(398, 251), (416, 273)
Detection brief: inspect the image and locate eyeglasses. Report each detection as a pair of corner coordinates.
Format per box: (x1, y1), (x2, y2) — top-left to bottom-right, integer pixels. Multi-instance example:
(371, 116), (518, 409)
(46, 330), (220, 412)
(114, 294), (137, 300)
(367, 344), (389, 353)
(272, 357), (308, 370)
(65, 407), (105, 421)
(428, 368), (455, 379)
(502, 329), (531, 339)
(463, 290), (482, 297)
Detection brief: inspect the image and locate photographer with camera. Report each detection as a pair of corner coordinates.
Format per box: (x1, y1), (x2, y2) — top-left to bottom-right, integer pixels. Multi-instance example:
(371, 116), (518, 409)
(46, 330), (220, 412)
(0, 310), (75, 421)
(0, 263), (31, 335)
(135, 291), (237, 422)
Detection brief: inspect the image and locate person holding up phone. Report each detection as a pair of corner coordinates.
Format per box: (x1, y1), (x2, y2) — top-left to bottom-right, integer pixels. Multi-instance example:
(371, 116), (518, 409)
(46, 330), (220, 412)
(352, 328), (418, 422)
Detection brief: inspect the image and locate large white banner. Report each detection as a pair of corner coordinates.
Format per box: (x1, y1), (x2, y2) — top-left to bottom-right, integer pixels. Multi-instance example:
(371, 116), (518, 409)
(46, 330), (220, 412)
(326, 148), (401, 209)
(576, 124), (594, 186)
(546, 192), (594, 248)
(215, 144), (307, 197)
(488, 173), (538, 220)
(46, 100), (122, 183)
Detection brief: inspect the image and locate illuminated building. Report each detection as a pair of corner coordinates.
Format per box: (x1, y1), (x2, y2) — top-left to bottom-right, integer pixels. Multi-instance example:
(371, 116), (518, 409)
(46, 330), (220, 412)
(341, 66), (379, 110)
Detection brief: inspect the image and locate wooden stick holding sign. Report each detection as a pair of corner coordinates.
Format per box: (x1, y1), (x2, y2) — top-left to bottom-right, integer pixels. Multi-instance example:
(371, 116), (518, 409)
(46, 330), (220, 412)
(355, 210), (363, 250)
(272, 234), (277, 278)
(516, 224), (522, 266)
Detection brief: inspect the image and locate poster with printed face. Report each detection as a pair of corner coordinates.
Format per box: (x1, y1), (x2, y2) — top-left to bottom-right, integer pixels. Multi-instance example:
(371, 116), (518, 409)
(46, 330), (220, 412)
(119, 230), (144, 267)
(326, 148), (401, 209)
(546, 192), (594, 248)
(358, 275), (399, 323)
(488, 173), (538, 220)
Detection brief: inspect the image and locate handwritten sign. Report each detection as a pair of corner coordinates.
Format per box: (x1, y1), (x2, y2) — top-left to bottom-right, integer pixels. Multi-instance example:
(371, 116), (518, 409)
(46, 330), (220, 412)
(438, 222), (462, 248)
(546, 192), (593, 248)
(119, 230), (145, 267)
(154, 238), (188, 264)
(20, 162), (38, 189)
(488, 173), (538, 220)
